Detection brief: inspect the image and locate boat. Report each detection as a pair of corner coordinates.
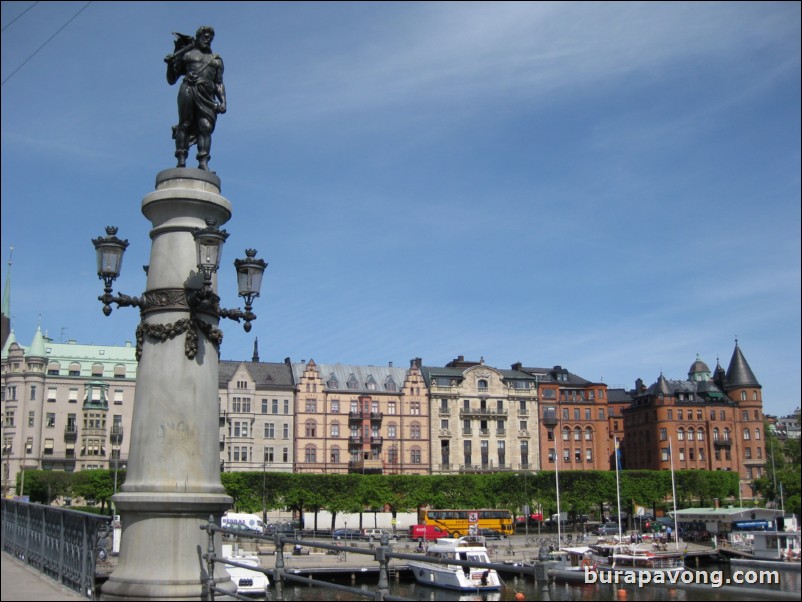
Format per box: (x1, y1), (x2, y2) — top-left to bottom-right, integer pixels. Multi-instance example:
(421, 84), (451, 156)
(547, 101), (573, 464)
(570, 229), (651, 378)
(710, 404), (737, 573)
(407, 536), (502, 591)
(721, 530), (801, 572)
(221, 545), (270, 595)
(590, 542), (686, 575)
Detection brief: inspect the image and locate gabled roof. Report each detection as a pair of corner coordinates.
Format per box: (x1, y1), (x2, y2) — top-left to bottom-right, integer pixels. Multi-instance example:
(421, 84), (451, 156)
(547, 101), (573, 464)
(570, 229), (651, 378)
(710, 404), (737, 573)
(218, 360), (294, 389)
(291, 362), (410, 393)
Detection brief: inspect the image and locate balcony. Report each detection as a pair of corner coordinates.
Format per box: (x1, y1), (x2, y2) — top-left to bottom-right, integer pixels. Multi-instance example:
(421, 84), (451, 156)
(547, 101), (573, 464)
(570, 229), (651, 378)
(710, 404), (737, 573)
(370, 412), (383, 421)
(110, 425), (124, 445)
(64, 426), (78, 442)
(431, 385), (457, 395)
(459, 408), (508, 418)
(714, 438), (732, 447)
(370, 436), (383, 445)
(438, 407), (451, 416)
(349, 434), (364, 444)
(348, 459), (383, 474)
(542, 412), (558, 428)
(348, 411), (364, 421)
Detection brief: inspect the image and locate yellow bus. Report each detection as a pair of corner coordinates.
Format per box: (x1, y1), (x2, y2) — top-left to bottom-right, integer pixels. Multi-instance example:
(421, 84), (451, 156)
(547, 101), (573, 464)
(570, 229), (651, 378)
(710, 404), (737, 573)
(423, 508), (514, 537)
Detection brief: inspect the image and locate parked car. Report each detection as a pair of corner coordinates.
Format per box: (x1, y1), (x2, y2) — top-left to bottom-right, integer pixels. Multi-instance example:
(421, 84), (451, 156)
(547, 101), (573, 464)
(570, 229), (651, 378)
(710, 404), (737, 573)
(265, 522), (297, 536)
(332, 528), (362, 540)
(477, 528), (506, 540)
(362, 528), (399, 541)
(594, 523), (623, 536)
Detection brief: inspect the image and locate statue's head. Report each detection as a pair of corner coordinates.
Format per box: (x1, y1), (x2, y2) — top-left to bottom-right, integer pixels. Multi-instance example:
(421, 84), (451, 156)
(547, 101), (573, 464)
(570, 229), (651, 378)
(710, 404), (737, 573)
(196, 25), (215, 43)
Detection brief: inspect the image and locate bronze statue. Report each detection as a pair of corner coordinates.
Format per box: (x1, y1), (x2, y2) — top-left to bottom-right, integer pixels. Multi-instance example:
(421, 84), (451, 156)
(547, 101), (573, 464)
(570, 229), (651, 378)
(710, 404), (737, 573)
(165, 26), (226, 171)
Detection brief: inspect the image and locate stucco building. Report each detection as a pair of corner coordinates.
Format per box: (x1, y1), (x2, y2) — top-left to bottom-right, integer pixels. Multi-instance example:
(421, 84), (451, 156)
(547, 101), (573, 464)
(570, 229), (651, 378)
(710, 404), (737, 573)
(291, 359), (430, 475)
(422, 356), (540, 474)
(218, 347), (295, 473)
(1, 327), (137, 496)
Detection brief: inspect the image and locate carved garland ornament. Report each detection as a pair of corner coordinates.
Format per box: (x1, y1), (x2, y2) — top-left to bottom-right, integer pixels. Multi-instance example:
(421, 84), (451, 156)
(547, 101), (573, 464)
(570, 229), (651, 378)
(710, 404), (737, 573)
(135, 317), (223, 360)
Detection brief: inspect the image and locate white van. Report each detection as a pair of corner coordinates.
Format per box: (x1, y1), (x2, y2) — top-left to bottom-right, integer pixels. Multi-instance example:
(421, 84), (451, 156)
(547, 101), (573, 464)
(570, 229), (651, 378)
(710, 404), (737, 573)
(221, 513), (265, 535)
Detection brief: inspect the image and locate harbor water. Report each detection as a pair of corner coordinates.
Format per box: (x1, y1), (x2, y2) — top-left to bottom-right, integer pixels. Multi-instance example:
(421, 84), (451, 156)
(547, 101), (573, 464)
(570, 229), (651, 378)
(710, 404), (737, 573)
(253, 564), (800, 601)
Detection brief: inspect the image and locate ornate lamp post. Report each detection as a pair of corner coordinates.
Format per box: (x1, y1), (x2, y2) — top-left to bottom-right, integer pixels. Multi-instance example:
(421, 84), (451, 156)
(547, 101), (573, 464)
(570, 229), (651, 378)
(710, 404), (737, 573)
(93, 169), (266, 601)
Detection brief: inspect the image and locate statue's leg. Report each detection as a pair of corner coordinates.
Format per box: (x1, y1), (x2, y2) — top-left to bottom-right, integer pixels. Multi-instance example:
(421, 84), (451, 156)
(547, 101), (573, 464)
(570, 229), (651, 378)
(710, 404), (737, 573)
(196, 118), (213, 171)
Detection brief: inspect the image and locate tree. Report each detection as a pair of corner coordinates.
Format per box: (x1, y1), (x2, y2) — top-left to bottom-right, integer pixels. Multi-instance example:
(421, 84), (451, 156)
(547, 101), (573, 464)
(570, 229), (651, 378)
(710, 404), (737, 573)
(18, 470), (72, 505)
(71, 470), (116, 514)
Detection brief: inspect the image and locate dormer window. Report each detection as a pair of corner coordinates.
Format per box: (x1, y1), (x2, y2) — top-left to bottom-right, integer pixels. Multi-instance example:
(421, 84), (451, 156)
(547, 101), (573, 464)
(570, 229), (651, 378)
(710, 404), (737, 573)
(385, 376), (397, 391)
(366, 376), (377, 391)
(327, 374), (339, 389)
(347, 374), (358, 390)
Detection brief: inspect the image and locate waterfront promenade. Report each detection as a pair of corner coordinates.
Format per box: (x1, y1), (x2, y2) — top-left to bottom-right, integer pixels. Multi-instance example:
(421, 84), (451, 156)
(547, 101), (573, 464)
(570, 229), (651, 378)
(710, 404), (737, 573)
(1, 551), (84, 601)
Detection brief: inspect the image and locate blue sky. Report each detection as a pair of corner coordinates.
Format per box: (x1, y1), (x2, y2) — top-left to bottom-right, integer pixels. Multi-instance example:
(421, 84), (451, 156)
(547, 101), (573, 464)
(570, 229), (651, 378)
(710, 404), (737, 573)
(2, 2), (799, 417)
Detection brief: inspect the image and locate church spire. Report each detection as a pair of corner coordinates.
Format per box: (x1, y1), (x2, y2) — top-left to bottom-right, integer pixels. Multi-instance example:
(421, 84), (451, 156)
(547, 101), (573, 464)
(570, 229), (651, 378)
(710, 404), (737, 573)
(252, 337), (260, 363)
(1, 246), (13, 351)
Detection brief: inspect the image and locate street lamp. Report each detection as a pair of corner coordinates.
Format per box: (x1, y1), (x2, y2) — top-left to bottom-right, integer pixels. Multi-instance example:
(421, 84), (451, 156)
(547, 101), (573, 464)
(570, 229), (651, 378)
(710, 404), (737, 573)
(92, 221), (267, 357)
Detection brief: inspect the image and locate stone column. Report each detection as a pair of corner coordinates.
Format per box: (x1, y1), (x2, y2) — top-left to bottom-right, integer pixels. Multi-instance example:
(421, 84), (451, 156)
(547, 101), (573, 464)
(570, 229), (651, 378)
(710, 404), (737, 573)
(101, 168), (236, 600)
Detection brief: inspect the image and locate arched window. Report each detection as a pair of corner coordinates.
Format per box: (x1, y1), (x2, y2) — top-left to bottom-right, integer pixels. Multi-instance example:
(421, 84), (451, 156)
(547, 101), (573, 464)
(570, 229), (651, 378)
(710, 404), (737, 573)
(562, 427), (570, 441)
(723, 428), (731, 441)
(697, 429), (705, 441)
(573, 427), (581, 441)
(687, 428), (695, 442)
(478, 379), (488, 391)
(677, 428), (685, 441)
(743, 429), (750, 440)
(755, 428), (761, 440)
(713, 428), (720, 441)
(584, 427), (593, 441)
(741, 391), (747, 401)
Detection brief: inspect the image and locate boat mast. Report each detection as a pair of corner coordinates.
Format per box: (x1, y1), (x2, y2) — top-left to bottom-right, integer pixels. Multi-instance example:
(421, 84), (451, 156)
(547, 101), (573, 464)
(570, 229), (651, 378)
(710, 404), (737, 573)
(615, 437), (622, 544)
(669, 437), (679, 552)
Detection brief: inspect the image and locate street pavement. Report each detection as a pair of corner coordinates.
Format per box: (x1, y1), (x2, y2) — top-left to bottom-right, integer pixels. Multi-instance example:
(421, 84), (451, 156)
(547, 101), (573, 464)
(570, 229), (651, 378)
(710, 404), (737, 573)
(1, 551), (85, 601)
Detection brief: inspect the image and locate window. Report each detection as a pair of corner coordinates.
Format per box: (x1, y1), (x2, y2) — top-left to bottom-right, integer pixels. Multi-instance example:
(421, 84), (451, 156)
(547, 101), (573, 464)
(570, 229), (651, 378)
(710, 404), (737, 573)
(520, 440), (529, 467)
(411, 422), (421, 439)
(48, 362), (60, 375)
(330, 422), (340, 437)
(4, 410), (15, 428)
(661, 448), (669, 462)
(585, 448), (593, 462)
(28, 411), (35, 427)
(282, 448), (289, 462)
(677, 428), (685, 441)
(743, 429), (750, 440)
(585, 427), (593, 441)
(305, 420), (316, 437)
(69, 363), (81, 376)
(44, 439), (55, 455)
(463, 440), (472, 465)
(410, 402), (420, 415)
(497, 440), (506, 466)
(679, 448), (685, 461)
(598, 409), (605, 420)
(573, 427), (581, 441)
(585, 408), (591, 420)
(575, 448), (581, 463)
(330, 446), (340, 463)
(411, 447), (422, 464)
(305, 399), (317, 413)
(478, 379), (488, 392)
(388, 401), (396, 415)
(755, 428), (761, 440)
(69, 388), (79, 403)
(562, 427), (570, 441)
(283, 424), (290, 439)
(262, 399), (268, 414)
(331, 399), (339, 413)
(660, 428), (667, 441)
(304, 445), (317, 463)
(284, 399), (290, 414)
(46, 413), (56, 428)
(668, 410), (673, 420)
(745, 447), (752, 459)
(264, 447), (274, 463)
(388, 424), (397, 439)
(264, 423), (275, 438)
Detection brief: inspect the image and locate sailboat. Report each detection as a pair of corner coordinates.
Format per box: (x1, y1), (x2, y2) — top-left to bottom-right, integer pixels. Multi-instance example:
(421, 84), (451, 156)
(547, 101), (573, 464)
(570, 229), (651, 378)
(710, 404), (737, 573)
(590, 437), (686, 576)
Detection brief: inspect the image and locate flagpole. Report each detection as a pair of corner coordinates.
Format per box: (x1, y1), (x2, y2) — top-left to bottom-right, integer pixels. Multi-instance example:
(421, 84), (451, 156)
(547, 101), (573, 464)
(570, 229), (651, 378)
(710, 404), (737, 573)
(669, 437), (679, 552)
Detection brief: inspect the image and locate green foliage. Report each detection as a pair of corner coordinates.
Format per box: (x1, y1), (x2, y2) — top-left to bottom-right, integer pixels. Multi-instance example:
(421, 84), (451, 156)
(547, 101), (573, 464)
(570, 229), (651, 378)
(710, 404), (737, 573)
(18, 470), (73, 505)
(753, 425), (801, 517)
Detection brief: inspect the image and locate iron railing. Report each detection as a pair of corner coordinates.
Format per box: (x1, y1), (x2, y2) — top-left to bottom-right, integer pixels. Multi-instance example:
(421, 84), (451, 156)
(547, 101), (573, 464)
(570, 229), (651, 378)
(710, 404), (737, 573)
(1, 499), (112, 600)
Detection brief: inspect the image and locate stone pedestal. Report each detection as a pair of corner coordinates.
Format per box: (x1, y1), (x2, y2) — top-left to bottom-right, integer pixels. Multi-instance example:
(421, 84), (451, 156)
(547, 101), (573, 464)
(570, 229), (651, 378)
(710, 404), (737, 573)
(101, 169), (236, 600)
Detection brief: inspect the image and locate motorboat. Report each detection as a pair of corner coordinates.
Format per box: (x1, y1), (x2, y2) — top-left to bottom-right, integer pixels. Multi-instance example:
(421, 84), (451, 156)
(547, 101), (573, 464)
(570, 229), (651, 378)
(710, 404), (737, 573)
(721, 530), (801, 572)
(590, 542), (686, 575)
(221, 544), (270, 595)
(408, 536), (502, 591)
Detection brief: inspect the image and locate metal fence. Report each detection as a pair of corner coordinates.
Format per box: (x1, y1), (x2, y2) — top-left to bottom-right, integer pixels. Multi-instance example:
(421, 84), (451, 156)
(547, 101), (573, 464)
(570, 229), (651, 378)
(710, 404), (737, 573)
(201, 517), (549, 601)
(1, 499), (111, 600)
